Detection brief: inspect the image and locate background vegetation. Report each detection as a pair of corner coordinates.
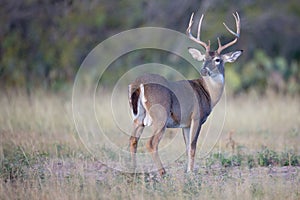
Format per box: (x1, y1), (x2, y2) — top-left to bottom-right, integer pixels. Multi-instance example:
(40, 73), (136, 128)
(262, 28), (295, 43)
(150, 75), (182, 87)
(0, 0), (300, 94)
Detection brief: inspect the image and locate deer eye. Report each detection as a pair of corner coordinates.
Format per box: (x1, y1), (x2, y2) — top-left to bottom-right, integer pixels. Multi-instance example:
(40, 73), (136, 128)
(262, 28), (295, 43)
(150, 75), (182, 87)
(214, 58), (221, 64)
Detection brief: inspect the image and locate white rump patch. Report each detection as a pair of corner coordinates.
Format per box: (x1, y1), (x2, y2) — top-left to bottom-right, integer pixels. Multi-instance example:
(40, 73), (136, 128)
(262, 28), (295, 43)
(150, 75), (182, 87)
(130, 84), (152, 126)
(140, 84), (147, 103)
(140, 84), (152, 126)
(128, 84), (133, 103)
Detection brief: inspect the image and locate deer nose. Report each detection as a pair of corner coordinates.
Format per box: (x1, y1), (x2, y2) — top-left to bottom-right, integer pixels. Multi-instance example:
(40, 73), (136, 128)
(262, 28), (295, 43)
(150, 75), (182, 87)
(200, 67), (211, 76)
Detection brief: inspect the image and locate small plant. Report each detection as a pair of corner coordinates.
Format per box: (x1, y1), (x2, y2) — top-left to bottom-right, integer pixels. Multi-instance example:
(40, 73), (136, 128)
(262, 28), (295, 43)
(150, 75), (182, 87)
(213, 152), (243, 167)
(247, 155), (256, 169)
(230, 154), (243, 166)
(257, 147), (279, 166)
(219, 154), (232, 167)
(280, 150), (300, 166)
(203, 153), (217, 169)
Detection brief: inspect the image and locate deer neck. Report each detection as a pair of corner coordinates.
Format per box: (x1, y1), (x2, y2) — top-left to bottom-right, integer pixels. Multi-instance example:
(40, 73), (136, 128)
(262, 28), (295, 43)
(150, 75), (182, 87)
(202, 73), (225, 108)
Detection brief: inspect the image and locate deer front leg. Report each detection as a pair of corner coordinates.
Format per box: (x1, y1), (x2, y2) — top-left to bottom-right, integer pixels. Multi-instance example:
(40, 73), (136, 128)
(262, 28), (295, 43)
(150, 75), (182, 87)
(182, 127), (190, 156)
(186, 119), (201, 173)
(129, 123), (144, 171)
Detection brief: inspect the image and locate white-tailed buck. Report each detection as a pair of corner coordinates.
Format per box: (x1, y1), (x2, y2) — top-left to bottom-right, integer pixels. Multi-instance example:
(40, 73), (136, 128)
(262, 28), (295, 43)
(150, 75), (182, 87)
(128, 12), (242, 175)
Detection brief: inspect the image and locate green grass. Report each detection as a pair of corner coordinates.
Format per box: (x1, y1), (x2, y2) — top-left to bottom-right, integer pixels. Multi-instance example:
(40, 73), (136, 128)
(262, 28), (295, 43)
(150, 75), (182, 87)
(0, 89), (300, 199)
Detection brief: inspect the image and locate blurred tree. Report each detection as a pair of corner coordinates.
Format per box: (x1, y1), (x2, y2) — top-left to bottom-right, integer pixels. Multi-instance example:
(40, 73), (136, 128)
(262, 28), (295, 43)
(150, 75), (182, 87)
(0, 0), (299, 94)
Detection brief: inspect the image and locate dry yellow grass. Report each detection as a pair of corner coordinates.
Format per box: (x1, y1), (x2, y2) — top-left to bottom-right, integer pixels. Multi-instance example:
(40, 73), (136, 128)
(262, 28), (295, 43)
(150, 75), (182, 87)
(222, 92), (300, 151)
(0, 89), (299, 199)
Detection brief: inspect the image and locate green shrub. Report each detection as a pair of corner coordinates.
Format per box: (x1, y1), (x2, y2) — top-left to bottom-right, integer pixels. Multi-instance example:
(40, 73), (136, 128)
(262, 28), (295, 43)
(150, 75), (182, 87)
(257, 147), (280, 166)
(280, 150), (300, 166)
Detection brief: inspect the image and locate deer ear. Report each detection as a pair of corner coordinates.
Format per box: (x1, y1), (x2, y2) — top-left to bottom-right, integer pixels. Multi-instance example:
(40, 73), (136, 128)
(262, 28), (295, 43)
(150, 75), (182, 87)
(222, 50), (243, 63)
(188, 48), (205, 61)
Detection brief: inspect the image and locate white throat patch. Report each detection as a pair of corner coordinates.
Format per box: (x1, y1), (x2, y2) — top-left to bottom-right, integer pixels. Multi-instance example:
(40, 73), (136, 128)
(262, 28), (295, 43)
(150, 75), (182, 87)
(204, 74), (225, 107)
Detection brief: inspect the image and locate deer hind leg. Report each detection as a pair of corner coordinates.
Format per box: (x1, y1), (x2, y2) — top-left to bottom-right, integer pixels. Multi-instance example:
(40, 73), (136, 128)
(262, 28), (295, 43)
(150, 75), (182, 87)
(146, 104), (169, 176)
(129, 85), (146, 171)
(129, 122), (144, 171)
(146, 126), (166, 176)
(186, 119), (201, 173)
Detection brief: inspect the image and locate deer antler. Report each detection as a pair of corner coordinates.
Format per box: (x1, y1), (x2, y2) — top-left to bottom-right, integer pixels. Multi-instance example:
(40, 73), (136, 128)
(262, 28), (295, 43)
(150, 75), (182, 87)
(186, 13), (211, 53)
(217, 12), (240, 54)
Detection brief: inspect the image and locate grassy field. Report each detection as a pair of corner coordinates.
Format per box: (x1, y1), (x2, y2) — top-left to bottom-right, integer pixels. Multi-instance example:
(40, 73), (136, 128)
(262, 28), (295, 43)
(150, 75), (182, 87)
(0, 89), (300, 199)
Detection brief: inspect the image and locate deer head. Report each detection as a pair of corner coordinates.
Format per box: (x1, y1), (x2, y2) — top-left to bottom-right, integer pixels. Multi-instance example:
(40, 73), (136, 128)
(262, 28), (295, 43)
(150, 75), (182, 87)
(186, 12), (243, 77)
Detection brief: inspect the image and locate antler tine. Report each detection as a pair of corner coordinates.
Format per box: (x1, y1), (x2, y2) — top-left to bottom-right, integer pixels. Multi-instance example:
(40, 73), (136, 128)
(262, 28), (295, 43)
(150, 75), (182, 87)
(186, 13), (210, 53)
(223, 12), (240, 37)
(197, 14), (204, 40)
(217, 12), (241, 54)
(186, 12), (194, 33)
